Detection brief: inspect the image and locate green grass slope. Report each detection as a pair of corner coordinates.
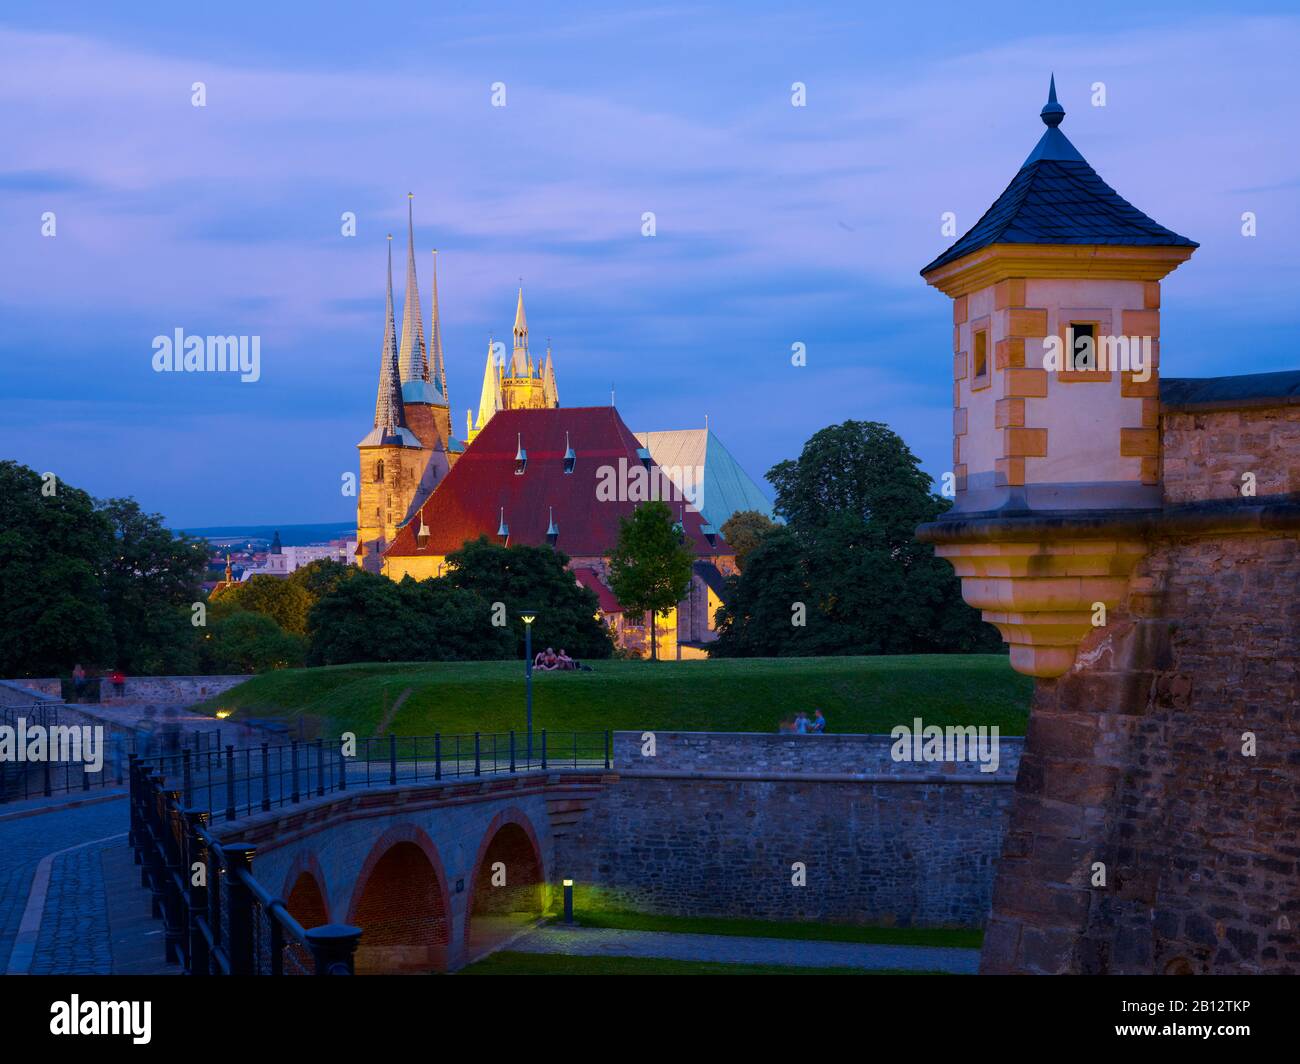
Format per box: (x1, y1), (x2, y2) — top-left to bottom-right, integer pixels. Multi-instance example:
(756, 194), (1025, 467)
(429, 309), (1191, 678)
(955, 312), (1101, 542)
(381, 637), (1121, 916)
(197, 655), (1031, 738)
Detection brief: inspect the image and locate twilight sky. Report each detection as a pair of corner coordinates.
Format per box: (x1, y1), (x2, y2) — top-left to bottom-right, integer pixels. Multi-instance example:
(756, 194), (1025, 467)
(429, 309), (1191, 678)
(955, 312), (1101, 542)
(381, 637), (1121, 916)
(1, 1), (1296, 527)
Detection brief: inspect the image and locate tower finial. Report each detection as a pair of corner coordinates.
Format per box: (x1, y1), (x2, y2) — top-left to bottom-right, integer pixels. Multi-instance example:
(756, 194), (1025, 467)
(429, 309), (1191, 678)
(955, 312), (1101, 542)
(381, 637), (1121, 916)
(1041, 74), (1065, 127)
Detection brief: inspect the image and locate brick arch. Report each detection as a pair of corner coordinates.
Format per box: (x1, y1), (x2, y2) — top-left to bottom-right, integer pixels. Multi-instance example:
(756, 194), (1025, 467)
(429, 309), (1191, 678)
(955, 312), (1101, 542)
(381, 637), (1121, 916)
(464, 807), (547, 955)
(280, 850), (331, 925)
(346, 823), (453, 973)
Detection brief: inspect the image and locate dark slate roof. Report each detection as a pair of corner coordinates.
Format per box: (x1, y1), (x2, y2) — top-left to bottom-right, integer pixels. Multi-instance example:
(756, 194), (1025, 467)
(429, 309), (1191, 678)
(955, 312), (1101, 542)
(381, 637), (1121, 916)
(1161, 371), (1300, 410)
(693, 560), (729, 601)
(921, 83), (1197, 275)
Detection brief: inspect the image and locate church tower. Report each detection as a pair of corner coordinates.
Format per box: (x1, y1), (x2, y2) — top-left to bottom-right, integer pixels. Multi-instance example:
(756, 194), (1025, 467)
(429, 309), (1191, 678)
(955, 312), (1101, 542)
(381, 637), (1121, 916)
(919, 77), (1197, 676)
(357, 234), (434, 569)
(396, 194), (454, 456)
(466, 286), (559, 442)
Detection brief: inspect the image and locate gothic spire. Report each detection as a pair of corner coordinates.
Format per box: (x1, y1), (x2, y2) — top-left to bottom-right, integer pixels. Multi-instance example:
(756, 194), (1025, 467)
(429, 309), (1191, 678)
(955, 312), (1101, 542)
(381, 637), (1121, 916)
(428, 249), (448, 405)
(475, 337), (503, 431)
(374, 235), (408, 434)
(542, 342), (558, 407)
(397, 193), (428, 388)
(511, 285), (529, 375)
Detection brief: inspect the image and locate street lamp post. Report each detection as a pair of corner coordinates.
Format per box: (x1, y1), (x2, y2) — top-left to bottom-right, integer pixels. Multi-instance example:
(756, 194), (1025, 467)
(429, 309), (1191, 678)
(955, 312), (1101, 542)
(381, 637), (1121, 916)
(520, 611), (536, 760)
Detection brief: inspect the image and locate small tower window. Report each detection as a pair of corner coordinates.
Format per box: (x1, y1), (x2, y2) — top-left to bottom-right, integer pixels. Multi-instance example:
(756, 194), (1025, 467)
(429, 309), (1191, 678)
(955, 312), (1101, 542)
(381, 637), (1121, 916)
(973, 329), (989, 382)
(514, 433), (527, 475)
(1069, 322), (1096, 372)
(374, 459), (385, 482)
(546, 507), (559, 546)
(563, 431), (576, 474)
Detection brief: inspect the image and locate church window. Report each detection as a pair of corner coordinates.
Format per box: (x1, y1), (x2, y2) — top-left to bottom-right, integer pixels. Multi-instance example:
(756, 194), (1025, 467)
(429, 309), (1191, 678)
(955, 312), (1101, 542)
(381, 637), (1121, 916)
(374, 459), (385, 482)
(973, 328), (989, 383)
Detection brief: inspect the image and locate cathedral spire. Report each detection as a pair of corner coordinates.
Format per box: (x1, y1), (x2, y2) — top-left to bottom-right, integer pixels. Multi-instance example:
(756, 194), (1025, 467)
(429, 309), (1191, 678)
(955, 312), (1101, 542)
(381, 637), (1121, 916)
(474, 336), (503, 433)
(374, 235), (408, 434)
(511, 285), (529, 375)
(428, 249), (447, 405)
(397, 193), (428, 389)
(542, 342), (558, 407)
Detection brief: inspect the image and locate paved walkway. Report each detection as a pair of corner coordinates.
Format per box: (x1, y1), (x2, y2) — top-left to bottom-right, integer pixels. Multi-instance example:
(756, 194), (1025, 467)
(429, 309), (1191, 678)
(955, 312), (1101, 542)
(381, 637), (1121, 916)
(0, 793), (174, 974)
(511, 926), (980, 973)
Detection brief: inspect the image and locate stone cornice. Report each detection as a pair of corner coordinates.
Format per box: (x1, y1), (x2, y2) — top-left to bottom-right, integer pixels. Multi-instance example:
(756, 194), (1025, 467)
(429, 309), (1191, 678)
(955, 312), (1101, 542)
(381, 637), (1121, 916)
(922, 243), (1195, 297)
(917, 496), (1300, 545)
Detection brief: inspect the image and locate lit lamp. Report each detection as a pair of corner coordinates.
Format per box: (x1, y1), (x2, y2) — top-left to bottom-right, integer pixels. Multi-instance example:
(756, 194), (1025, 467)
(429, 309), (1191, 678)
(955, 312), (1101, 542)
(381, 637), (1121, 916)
(520, 611), (537, 761)
(563, 879), (574, 925)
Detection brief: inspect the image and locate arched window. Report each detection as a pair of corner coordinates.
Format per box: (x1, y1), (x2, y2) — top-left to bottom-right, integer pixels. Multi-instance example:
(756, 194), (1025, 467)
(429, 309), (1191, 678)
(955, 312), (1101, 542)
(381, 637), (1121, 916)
(374, 459), (385, 482)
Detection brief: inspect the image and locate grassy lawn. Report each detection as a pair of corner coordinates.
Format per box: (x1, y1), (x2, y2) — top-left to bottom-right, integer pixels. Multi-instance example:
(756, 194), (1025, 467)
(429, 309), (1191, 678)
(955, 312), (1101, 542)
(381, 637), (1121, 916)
(458, 952), (948, 975)
(196, 654), (1030, 737)
(549, 905), (982, 950)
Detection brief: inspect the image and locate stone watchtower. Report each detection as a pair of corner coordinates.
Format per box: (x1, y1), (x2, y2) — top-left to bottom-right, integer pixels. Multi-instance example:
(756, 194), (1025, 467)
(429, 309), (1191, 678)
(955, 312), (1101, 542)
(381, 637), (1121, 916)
(920, 77), (1196, 678)
(919, 79), (1300, 975)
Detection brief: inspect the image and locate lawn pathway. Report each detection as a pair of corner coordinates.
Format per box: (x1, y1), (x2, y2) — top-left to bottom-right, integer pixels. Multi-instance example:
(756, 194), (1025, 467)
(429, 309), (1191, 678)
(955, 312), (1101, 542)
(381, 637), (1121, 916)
(510, 925), (979, 973)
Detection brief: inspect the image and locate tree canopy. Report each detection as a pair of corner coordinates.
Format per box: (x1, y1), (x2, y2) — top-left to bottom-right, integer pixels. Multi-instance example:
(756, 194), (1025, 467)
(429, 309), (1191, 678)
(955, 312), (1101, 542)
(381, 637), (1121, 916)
(712, 421), (1000, 658)
(608, 501), (696, 661)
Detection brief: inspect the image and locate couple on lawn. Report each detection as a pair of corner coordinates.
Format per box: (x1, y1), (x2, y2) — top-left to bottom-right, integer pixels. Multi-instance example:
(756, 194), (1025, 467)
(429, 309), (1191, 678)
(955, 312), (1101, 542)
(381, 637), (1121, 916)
(533, 647), (589, 672)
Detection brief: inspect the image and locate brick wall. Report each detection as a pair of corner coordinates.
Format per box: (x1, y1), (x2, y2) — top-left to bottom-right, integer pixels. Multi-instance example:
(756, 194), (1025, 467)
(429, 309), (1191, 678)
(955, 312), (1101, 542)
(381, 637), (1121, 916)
(982, 401), (1300, 974)
(0, 679), (61, 705)
(557, 731), (1022, 928)
(1162, 405), (1300, 503)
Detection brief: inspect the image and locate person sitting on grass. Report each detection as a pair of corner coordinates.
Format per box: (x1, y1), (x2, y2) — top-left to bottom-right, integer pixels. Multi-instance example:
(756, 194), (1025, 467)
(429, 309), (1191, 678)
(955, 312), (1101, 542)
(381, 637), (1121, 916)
(536, 647), (560, 671)
(556, 649), (575, 670)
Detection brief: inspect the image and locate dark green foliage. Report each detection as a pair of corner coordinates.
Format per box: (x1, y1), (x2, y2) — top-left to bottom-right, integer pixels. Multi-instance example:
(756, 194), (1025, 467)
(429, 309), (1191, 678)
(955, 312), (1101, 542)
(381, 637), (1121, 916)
(306, 569), (516, 666)
(713, 421), (1001, 657)
(214, 573), (313, 635)
(97, 497), (209, 673)
(719, 509), (778, 570)
(0, 461), (115, 676)
(442, 536), (614, 660)
(200, 610), (306, 673)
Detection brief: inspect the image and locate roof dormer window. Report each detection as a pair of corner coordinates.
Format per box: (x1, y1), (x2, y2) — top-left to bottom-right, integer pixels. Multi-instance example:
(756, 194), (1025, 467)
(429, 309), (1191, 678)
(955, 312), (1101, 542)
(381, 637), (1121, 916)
(563, 431), (576, 474)
(497, 507), (509, 543)
(514, 433), (527, 475)
(546, 507), (559, 546)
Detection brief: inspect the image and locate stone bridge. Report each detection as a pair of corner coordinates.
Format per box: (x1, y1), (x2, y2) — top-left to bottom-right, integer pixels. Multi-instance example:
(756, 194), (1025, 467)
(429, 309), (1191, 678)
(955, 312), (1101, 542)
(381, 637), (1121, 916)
(213, 770), (608, 972)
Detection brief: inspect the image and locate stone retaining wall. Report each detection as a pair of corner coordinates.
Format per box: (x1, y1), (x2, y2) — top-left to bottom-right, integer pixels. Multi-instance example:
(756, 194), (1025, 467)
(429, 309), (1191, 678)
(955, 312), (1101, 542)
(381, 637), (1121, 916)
(557, 730), (1022, 928)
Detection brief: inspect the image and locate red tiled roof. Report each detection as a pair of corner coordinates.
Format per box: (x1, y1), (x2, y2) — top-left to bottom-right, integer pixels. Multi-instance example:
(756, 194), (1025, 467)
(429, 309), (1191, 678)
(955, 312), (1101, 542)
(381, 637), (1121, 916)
(385, 406), (720, 559)
(573, 566), (623, 614)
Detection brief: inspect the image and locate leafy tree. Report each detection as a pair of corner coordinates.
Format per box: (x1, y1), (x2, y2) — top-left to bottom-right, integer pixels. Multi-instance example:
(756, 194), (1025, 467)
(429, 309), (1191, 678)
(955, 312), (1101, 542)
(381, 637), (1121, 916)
(713, 422), (1000, 657)
(443, 537), (614, 660)
(720, 509), (778, 570)
(287, 558), (360, 602)
(306, 570), (514, 665)
(0, 461), (114, 676)
(200, 610), (306, 673)
(607, 501), (696, 661)
(98, 497), (208, 672)
(214, 573), (313, 636)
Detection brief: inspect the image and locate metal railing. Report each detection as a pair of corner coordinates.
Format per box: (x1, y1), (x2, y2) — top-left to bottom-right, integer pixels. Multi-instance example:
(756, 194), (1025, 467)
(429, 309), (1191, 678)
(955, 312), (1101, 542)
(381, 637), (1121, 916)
(129, 730), (612, 974)
(0, 702), (222, 805)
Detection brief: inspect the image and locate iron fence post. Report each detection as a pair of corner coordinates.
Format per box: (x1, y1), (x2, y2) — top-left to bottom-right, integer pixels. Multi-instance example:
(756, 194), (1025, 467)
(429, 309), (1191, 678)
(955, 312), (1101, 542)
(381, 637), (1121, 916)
(605, 730), (611, 770)
(224, 744), (236, 821)
(338, 744), (347, 792)
(261, 743), (271, 812)
(182, 748), (193, 808)
(474, 732), (481, 777)
(510, 730), (516, 773)
(305, 924), (363, 975)
(541, 729), (547, 770)
(434, 733), (441, 781)
(183, 809), (211, 975)
(222, 843), (257, 976)
(291, 740), (301, 804)
(316, 740), (325, 797)
(389, 734), (397, 786)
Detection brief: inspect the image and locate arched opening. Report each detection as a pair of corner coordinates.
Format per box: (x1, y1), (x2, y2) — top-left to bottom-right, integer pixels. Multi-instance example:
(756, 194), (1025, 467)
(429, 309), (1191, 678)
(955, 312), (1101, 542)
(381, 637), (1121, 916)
(284, 870), (329, 974)
(351, 841), (450, 973)
(467, 821), (545, 956)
